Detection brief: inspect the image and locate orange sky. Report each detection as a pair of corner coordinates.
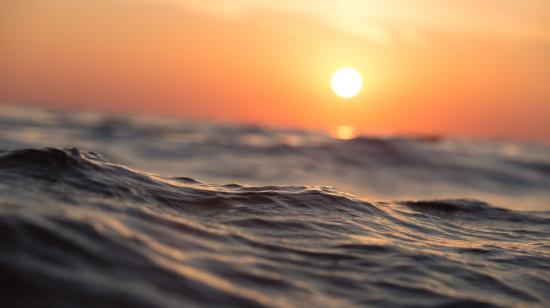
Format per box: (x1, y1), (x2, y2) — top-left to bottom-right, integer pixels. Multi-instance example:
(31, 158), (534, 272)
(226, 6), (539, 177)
(1, 0), (550, 140)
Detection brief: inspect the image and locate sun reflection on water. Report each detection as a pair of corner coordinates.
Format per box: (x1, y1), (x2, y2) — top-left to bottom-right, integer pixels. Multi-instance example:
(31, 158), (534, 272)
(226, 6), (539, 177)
(334, 125), (356, 140)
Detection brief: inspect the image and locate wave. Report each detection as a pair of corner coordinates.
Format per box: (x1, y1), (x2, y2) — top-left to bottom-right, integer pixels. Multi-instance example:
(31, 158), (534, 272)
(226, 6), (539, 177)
(2, 104), (550, 212)
(1, 148), (549, 307)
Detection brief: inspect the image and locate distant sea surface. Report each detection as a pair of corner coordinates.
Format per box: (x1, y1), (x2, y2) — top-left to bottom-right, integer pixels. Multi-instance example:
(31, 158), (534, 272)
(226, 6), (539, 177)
(1, 105), (549, 307)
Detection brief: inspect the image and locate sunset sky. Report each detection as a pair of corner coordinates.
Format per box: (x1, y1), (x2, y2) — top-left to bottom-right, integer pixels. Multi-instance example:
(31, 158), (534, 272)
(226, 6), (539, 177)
(1, 0), (549, 140)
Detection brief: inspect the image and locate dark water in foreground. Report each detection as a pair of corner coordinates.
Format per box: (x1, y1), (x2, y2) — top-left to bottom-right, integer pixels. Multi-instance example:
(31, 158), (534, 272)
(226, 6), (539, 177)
(0, 105), (549, 307)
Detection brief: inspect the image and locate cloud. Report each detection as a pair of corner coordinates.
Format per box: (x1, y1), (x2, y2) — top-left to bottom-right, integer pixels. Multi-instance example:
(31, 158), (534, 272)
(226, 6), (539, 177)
(165, 0), (550, 44)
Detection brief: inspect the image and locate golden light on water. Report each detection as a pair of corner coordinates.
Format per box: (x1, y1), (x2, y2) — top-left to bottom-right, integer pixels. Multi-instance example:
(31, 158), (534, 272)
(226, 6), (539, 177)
(331, 68), (363, 99)
(335, 125), (356, 140)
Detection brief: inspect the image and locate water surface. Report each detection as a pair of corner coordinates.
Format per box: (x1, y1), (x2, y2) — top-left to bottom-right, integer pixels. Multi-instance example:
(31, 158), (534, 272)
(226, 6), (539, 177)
(0, 105), (549, 307)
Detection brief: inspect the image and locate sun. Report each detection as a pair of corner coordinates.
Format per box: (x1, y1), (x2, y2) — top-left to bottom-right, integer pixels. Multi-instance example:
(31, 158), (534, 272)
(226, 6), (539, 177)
(331, 67), (363, 99)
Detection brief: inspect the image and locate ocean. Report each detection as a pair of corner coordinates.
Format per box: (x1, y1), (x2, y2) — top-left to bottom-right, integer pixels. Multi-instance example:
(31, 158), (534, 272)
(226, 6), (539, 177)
(0, 104), (549, 307)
